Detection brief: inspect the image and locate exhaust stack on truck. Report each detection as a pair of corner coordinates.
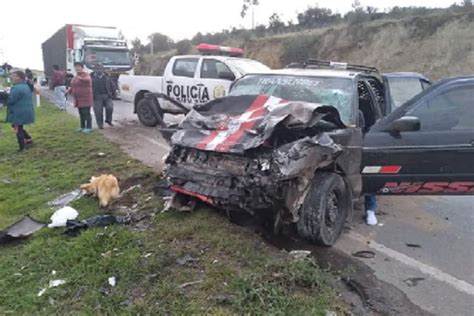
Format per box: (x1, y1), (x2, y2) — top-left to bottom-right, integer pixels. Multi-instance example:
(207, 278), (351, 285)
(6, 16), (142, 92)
(42, 24), (133, 91)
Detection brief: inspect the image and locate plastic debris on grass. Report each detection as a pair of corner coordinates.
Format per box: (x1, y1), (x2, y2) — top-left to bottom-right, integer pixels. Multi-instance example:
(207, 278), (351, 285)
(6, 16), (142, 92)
(48, 206), (79, 228)
(48, 189), (84, 208)
(37, 279), (67, 297)
(0, 216), (45, 244)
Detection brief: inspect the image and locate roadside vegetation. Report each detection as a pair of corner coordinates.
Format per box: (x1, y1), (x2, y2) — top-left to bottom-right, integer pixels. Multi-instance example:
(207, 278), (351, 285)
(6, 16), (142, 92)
(0, 100), (347, 314)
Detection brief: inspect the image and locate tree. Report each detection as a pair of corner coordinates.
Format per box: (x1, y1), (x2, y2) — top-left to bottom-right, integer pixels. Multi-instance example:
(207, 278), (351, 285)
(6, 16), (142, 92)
(131, 38), (146, 55)
(147, 33), (175, 54)
(176, 39), (192, 55)
(268, 13), (285, 33)
(297, 6), (341, 29)
(241, 0), (260, 28)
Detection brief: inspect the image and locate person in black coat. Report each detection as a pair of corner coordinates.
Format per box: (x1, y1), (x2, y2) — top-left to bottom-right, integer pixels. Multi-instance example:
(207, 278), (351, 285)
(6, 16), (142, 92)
(90, 64), (114, 129)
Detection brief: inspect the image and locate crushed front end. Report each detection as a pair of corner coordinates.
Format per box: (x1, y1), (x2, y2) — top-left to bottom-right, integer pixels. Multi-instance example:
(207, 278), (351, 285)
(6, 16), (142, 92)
(161, 95), (345, 222)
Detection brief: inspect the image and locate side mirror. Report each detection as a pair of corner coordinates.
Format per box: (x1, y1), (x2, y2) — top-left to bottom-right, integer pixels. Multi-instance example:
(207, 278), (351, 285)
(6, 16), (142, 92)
(384, 116), (420, 135)
(218, 71), (236, 81)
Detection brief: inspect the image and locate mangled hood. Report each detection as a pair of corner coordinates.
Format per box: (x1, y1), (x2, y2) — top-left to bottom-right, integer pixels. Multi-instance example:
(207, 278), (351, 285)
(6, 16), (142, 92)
(171, 95), (346, 154)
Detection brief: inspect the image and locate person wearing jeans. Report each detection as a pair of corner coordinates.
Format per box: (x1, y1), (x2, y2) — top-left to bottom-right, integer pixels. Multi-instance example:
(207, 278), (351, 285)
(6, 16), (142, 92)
(91, 64), (114, 129)
(6, 70), (35, 151)
(365, 195), (378, 225)
(68, 62), (93, 132)
(51, 65), (67, 110)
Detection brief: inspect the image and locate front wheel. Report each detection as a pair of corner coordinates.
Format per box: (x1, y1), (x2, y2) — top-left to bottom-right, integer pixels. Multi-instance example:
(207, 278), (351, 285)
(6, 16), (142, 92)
(136, 98), (161, 127)
(297, 172), (349, 247)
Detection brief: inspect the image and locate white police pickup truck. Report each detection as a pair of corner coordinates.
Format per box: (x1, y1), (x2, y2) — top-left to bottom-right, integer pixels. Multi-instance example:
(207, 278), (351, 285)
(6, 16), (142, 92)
(119, 44), (270, 126)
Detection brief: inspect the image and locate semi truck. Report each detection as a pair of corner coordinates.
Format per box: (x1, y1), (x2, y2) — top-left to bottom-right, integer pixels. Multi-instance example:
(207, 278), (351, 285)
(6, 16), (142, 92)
(42, 24), (133, 92)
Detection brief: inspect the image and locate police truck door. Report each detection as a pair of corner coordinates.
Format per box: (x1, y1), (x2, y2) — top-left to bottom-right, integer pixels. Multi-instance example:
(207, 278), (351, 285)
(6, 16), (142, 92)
(165, 57), (203, 109)
(198, 58), (235, 101)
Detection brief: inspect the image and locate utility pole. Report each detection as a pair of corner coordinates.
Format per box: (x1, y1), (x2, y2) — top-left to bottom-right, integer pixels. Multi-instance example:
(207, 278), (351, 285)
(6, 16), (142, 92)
(149, 34), (154, 55)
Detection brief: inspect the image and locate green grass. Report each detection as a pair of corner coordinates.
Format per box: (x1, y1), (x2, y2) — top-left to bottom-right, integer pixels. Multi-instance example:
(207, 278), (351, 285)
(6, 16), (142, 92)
(0, 100), (347, 314)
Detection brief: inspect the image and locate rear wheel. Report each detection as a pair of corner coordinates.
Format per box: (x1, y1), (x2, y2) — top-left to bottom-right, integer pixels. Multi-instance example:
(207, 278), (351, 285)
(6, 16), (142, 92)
(297, 172), (349, 247)
(136, 98), (161, 127)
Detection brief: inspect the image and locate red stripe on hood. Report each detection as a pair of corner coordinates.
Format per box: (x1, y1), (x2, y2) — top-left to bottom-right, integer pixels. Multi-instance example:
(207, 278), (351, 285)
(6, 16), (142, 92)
(215, 95), (269, 152)
(196, 95), (268, 151)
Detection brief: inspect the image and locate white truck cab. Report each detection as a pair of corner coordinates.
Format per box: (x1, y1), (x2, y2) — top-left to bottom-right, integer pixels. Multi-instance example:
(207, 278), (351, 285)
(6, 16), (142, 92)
(119, 44), (270, 126)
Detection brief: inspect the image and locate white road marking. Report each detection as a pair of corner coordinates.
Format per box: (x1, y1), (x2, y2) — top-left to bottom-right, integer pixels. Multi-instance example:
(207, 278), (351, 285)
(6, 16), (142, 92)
(346, 231), (474, 296)
(138, 134), (170, 151)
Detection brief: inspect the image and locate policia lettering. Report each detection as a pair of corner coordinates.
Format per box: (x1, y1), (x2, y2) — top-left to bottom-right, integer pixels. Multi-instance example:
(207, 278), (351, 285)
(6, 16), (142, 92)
(167, 84), (210, 104)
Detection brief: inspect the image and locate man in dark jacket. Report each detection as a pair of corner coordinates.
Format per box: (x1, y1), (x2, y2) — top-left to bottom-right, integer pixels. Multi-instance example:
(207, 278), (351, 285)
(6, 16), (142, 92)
(91, 64), (114, 129)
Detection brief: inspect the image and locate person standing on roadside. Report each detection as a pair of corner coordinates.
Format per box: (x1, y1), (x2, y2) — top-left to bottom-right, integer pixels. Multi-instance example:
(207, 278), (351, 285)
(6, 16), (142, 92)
(67, 62), (93, 133)
(91, 64), (114, 129)
(6, 70), (35, 152)
(51, 65), (67, 110)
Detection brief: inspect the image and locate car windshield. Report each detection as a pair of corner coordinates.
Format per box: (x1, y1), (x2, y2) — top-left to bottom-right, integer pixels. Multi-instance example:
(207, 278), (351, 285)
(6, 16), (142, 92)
(84, 49), (131, 67)
(226, 59), (270, 75)
(230, 74), (354, 123)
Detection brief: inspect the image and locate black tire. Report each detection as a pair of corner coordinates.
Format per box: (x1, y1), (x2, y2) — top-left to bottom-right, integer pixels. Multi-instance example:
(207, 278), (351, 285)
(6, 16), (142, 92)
(136, 98), (161, 127)
(297, 172), (349, 247)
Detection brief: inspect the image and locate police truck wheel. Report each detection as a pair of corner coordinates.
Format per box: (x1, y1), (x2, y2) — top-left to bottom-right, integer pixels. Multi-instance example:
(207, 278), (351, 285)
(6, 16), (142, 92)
(136, 98), (160, 127)
(297, 172), (349, 247)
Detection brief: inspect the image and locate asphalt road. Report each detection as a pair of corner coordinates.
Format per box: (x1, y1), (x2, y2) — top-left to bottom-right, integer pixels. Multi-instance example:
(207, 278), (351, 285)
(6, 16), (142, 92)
(43, 89), (474, 315)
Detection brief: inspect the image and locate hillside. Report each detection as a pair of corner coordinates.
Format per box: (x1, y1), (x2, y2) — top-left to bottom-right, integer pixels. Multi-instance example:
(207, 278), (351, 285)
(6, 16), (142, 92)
(136, 10), (474, 80)
(244, 11), (474, 80)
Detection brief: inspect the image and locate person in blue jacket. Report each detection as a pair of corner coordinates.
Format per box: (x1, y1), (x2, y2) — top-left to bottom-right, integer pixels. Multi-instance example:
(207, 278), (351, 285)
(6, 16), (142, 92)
(6, 70), (35, 151)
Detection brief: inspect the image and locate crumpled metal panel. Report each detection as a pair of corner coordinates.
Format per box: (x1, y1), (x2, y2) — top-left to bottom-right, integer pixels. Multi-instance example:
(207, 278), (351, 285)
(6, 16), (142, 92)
(171, 95), (345, 154)
(272, 133), (342, 180)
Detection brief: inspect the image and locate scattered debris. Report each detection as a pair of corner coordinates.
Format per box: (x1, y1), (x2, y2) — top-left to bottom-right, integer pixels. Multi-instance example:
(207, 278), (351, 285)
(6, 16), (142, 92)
(209, 293), (235, 304)
(108, 276), (117, 287)
(144, 253), (153, 258)
(352, 251), (376, 259)
(97, 152), (107, 157)
(0, 178), (14, 184)
(178, 280), (203, 289)
(13, 273), (22, 276)
(48, 207), (79, 228)
(65, 214), (131, 236)
(38, 279), (67, 297)
(176, 254), (199, 266)
(0, 216), (45, 244)
(289, 250), (311, 259)
(325, 310), (337, 316)
(48, 297), (55, 306)
(378, 223), (384, 227)
(403, 277), (426, 287)
(48, 190), (84, 207)
(121, 184), (141, 195)
(405, 243), (422, 248)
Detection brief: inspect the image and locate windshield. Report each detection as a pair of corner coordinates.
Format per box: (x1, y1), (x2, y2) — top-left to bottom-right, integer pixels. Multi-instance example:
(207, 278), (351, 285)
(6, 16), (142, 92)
(84, 49), (131, 67)
(230, 74), (354, 123)
(227, 59), (270, 75)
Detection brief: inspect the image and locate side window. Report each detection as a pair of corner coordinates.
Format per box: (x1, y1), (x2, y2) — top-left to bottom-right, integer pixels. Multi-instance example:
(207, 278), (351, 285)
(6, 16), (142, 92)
(201, 59), (233, 79)
(172, 58), (198, 78)
(408, 85), (474, 131)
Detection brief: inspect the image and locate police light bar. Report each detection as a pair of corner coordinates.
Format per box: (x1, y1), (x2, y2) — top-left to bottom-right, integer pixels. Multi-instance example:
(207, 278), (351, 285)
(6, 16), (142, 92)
(197, 44), (244, 57)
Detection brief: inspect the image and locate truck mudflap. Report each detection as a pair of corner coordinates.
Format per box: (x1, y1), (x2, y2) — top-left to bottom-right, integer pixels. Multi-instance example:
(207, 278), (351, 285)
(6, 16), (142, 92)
(159, 94), (350, 222)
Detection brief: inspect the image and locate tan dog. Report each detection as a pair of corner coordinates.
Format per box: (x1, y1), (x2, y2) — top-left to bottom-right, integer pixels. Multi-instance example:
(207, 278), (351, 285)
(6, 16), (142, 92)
(80, 175), (120, 207)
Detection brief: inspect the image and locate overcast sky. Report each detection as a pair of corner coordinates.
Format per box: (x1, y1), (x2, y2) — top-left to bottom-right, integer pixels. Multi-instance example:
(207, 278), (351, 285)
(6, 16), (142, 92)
(0, 0), (457, 69)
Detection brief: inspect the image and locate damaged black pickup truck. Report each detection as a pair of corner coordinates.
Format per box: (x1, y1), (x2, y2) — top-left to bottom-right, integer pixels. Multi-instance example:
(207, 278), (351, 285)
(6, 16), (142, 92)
(160, 60), (474, 246)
